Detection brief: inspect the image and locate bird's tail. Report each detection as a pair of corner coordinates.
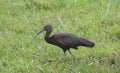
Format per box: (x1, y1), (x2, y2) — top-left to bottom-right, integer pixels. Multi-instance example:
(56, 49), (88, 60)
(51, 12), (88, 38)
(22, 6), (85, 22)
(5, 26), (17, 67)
(79, 38), (95, 48)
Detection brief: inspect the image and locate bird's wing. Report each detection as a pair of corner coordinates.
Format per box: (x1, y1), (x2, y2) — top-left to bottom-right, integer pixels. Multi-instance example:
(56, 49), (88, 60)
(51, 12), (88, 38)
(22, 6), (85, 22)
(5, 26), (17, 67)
(52, 33), (80, 47)
(51, 33), (94, 48)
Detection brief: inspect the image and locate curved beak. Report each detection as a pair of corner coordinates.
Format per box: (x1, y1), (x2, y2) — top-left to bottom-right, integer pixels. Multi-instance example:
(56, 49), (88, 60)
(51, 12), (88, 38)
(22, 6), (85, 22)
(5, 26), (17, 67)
(30, 28), (44, 43)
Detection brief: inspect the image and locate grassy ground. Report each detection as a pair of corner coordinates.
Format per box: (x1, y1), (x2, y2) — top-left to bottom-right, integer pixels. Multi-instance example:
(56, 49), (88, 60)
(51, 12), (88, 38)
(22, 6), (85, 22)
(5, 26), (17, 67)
(0, 0), (120, 73)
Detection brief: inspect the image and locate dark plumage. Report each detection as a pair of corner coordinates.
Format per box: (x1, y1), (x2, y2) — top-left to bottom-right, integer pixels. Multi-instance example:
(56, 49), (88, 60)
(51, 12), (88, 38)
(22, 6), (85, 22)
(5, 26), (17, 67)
(31, 24), (95, 62)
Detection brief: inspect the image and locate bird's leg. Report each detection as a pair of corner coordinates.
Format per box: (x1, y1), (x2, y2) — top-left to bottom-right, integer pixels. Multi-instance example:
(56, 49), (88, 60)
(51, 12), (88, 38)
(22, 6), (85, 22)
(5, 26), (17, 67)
(63, 52), (66, 61)
(57, 52), (66, 62)
(42, 51), (66, 64)
(68, 50), (75, 59)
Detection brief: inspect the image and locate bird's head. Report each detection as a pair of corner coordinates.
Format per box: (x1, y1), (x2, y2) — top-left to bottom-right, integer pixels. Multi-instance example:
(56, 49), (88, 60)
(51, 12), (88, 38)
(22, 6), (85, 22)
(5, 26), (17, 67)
(30, 24), (52, 43)
(43, 24), (52, 32)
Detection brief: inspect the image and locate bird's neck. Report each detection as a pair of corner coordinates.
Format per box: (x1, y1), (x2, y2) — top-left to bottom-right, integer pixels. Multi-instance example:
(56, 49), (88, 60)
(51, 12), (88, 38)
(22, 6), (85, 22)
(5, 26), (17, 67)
(45, 30), (51, 42)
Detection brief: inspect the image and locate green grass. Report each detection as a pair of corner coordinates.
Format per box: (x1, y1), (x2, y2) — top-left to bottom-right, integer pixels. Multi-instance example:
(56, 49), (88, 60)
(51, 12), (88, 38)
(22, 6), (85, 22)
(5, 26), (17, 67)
(0, 0), (120, 73)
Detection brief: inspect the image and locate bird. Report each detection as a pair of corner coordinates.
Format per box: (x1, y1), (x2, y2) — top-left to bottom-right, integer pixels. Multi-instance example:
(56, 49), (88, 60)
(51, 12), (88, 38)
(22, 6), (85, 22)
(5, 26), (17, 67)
(31, 24), (95, 63)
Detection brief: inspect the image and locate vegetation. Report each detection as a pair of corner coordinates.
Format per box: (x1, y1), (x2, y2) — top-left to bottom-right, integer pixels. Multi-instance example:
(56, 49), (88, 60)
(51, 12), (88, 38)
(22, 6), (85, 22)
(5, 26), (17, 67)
(0, 0), (120, 73)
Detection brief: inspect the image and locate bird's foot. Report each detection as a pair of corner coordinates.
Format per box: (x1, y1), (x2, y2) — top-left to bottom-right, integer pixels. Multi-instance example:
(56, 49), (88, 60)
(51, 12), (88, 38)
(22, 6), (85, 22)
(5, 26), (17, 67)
(42, 59), (53, 64)
(42, 59), (66, 64)
(55, 59), (66, 62)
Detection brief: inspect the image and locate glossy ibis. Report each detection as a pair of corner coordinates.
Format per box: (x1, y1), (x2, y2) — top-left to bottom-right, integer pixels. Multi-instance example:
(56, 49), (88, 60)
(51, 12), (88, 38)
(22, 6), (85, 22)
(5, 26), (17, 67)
(31, 24), (95, 63)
